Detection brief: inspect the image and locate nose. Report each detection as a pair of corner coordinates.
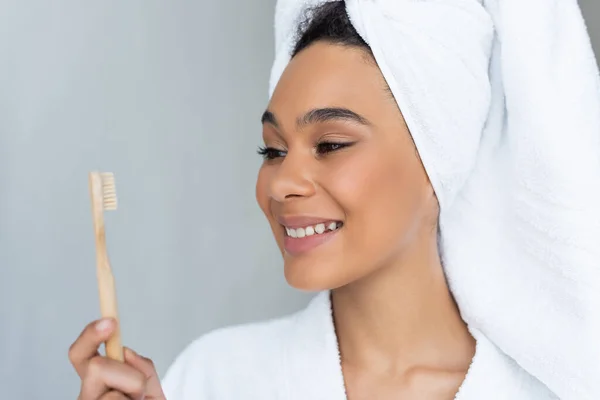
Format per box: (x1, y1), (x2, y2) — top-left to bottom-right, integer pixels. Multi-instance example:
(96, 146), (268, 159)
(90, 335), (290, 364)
(268, 152), (316, 203)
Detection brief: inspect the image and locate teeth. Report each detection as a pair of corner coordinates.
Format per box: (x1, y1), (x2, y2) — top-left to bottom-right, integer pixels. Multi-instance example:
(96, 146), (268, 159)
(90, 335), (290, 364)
(285, 222), (341, 238)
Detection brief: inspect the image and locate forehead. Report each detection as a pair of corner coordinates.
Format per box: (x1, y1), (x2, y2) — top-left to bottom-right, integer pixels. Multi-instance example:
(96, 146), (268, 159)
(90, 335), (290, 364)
(269, 42), (390, 117)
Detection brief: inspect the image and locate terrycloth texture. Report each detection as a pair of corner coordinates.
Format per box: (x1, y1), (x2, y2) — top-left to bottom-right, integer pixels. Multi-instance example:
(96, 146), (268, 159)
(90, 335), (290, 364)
(268, 0), (600, 399)
(162, 292), (557, 399)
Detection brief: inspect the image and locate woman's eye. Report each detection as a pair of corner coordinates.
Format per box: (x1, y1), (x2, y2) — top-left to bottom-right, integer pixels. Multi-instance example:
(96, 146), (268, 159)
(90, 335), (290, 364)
(257, 142), (352, 160)
(257, 146), (287, 161)
(316, 142), (351, 155)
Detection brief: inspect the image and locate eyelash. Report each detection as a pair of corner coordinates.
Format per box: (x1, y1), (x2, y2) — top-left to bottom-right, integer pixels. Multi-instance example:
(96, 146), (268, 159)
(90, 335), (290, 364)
(257, 142), (352, 161)
(257, 147), (286, 160)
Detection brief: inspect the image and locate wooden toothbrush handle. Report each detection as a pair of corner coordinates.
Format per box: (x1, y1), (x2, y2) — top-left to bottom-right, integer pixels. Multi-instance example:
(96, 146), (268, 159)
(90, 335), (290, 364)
(97, 264), (124, 362)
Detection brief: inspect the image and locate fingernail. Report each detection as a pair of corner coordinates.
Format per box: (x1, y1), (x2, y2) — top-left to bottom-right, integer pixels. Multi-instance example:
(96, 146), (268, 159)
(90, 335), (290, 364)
(95, 318), (113, 332)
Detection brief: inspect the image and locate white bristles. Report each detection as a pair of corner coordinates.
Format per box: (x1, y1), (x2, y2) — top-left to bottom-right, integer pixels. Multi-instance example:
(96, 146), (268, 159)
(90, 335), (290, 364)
(100, 172), (118, 211)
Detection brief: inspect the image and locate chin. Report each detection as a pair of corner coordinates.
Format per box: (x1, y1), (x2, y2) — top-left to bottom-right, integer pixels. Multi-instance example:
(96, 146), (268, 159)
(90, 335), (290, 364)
(282, 253), (358, 292)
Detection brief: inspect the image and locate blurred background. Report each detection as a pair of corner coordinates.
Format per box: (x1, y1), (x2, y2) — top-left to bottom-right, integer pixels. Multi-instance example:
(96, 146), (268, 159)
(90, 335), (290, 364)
(0, 1), (598, 399)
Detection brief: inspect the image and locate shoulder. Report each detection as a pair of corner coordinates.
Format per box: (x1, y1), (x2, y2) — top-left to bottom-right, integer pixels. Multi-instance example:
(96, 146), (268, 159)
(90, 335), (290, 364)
(160, 305), (307, 400)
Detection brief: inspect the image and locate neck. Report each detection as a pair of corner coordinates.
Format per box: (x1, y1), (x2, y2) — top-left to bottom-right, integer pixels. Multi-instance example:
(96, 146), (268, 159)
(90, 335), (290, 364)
(331, 233), (475, 374)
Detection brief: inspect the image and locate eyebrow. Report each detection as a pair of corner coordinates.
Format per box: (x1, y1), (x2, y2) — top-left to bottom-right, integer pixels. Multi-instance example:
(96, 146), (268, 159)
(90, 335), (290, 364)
(261, 107), (371, 129)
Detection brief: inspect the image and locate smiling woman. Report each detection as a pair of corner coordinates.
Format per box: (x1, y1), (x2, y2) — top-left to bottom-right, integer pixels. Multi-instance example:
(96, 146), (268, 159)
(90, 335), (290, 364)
(257, 39), (439, 299)
(67, 0), (600, 399)
(254, 34), (469, 398)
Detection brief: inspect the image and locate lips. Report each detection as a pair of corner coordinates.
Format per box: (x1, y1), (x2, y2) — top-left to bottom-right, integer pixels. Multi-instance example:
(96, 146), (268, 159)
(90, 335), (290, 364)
(277, 215), (343, 255)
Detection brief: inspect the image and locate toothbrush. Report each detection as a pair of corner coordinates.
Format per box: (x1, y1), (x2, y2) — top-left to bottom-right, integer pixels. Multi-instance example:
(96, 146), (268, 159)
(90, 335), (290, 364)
(88, 171), (123, 362)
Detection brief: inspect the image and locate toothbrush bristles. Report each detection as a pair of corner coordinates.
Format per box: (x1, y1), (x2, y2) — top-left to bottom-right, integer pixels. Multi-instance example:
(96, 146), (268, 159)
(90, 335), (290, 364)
(100, 172), (118, 211)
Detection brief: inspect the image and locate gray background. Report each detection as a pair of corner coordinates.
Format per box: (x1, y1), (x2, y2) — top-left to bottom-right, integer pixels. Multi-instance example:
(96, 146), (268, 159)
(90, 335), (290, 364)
(0, 1), (597, 399)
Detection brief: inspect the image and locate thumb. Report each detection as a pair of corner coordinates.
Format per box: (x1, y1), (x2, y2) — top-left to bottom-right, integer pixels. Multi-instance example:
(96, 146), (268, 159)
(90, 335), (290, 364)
(124, 347), (166, 399)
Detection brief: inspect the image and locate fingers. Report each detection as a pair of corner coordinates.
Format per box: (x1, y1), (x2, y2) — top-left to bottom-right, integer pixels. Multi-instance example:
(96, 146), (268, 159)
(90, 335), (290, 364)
(69, 318), (116, 378)
(99, 391), (130, 400)
(80, 356), (147, 400)
(124, 348), (166, 398)
(69, 320), (166, 400)
(124, 348), (156, 378)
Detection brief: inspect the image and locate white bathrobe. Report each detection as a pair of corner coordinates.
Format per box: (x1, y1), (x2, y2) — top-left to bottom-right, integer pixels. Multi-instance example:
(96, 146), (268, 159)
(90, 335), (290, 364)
(161, 292), (557, 399)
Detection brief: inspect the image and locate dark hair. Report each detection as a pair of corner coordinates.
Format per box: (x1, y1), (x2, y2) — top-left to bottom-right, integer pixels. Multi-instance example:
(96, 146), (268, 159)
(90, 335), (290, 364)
(291, 1), (394, 101)
(292, 1), (372, 58)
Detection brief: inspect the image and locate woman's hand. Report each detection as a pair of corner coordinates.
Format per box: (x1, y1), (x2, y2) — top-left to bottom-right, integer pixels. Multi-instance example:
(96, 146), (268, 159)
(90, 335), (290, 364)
(69, 318), (166, 400)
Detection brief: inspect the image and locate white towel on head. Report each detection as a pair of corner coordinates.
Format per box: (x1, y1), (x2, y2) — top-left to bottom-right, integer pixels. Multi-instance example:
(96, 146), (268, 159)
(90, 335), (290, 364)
(269, 0), (600, 398)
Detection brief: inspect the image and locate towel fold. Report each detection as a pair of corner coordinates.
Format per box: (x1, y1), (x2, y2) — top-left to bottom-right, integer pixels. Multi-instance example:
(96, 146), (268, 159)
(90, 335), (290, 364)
(269, 0), (600, 398)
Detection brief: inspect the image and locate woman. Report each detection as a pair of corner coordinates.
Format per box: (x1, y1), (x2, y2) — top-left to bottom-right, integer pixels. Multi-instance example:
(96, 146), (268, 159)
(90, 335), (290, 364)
(68, 1), (600, 399)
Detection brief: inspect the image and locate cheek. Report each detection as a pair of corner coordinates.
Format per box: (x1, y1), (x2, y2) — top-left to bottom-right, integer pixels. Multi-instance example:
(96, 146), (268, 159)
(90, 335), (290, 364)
(256, 166), (271, 216)
(328, 145), (423, 214)
(326, 144), (427, 258)
(256, 166), (285, 249)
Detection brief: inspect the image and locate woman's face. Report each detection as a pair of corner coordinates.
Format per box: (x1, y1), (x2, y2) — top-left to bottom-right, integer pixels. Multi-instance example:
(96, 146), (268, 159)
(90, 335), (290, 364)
(256, 42), (435, 291)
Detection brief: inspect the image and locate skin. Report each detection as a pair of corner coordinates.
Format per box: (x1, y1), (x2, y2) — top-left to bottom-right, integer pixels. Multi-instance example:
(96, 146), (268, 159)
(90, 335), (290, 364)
(68, 318), (165, 399)
(68, 41), (474, 399)
(257, 42), (475, 399)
